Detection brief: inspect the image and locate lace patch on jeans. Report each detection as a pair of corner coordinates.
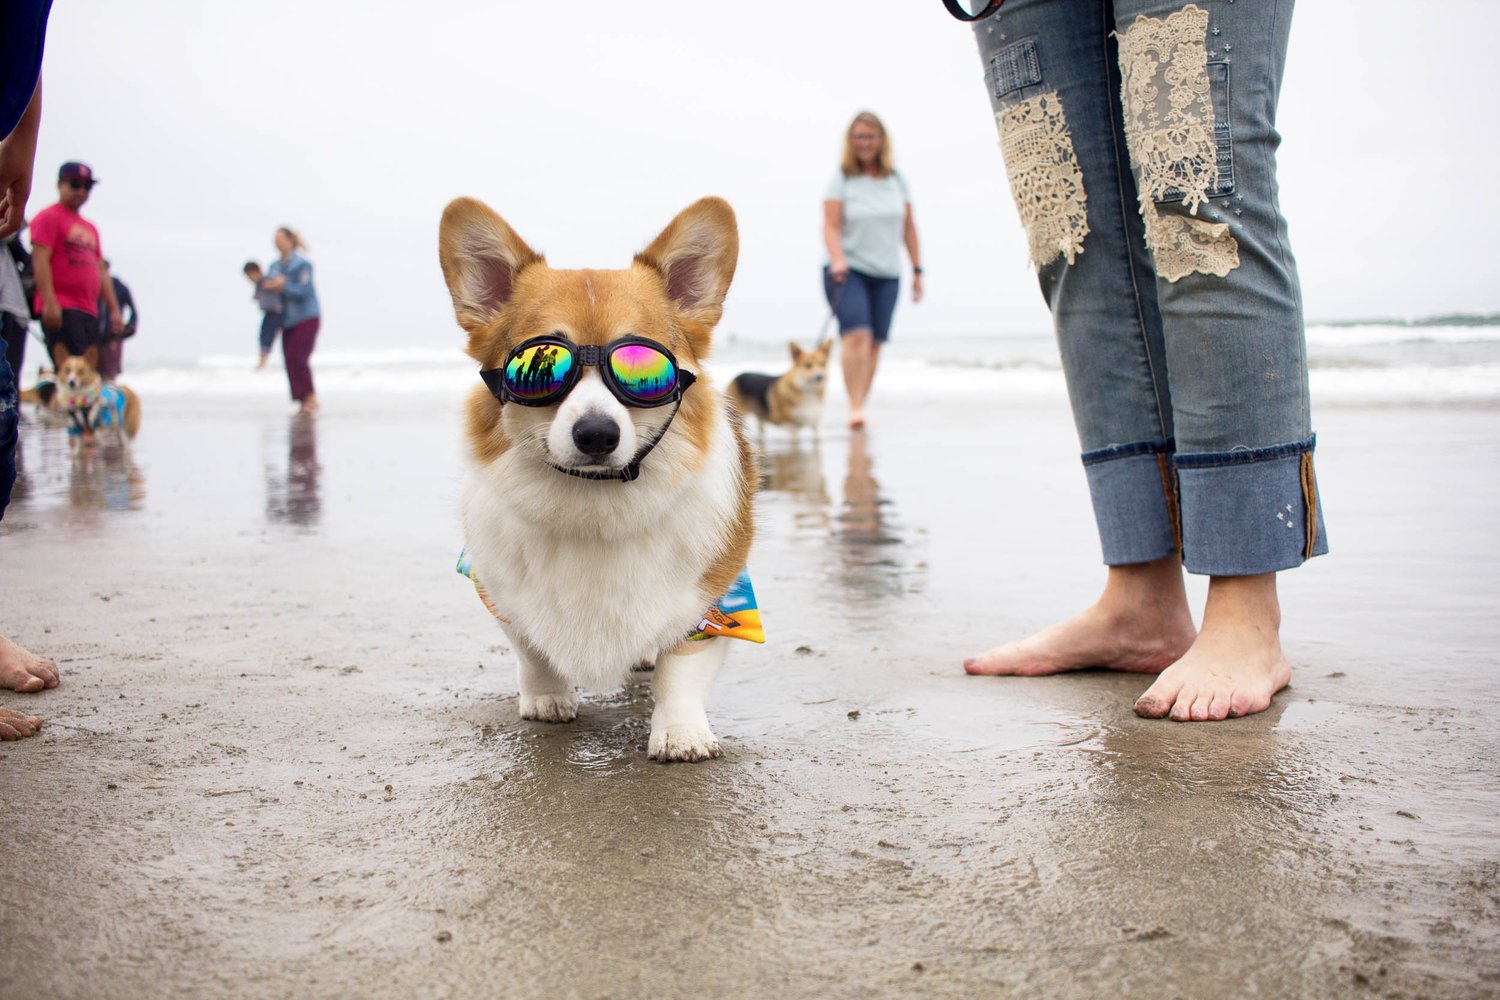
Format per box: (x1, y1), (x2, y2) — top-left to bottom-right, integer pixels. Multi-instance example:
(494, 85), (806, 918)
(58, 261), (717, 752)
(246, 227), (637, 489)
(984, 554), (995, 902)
(997, 92), (1090, 268)
(1118, 4), (1239, 281)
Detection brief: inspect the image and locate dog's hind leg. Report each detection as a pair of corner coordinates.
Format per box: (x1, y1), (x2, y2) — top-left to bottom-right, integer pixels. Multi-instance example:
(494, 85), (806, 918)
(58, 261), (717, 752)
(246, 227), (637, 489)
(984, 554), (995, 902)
(510, 629), (578, 723)
(648, 637), (727, 763)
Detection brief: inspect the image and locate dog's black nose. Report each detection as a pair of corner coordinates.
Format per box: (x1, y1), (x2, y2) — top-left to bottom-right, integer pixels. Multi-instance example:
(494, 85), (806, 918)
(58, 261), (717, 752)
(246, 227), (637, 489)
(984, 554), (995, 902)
(572, 414), (620, 457)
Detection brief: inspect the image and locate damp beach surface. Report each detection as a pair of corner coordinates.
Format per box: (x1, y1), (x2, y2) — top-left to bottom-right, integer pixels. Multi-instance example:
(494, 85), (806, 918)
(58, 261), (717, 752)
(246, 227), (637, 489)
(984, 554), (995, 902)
(1, 380), (1498, 998)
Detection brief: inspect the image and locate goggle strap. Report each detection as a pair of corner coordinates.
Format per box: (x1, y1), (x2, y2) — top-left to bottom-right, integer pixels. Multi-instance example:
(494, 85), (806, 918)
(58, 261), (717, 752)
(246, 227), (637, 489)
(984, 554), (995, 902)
(479, 367), (507, 401)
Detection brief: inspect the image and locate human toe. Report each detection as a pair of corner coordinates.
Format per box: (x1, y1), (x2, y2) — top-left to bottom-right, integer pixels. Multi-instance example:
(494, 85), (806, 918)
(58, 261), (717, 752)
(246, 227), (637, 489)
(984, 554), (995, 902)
(35, 659), (59, 688)
(1133, 679), (1180, 718)
(964, 647), (1012, 675)
(0, 712), (41, 739)
(12, 673), (46, 693)
(1228, 688), (1265, 718)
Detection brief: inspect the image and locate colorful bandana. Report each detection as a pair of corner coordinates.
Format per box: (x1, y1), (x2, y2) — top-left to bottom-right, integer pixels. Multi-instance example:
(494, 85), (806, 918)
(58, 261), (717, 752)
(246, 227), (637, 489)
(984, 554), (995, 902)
(456, 548), (764, 644)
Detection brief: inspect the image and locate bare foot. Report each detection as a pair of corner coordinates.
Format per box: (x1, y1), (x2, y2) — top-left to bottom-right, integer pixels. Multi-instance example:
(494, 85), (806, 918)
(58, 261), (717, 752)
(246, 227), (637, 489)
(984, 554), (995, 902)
(298, 395), (319, 415)
(0, 635), (59, 693)
(848, 411), (865, 429)
(1133, 573), (1290, 721)
(964, 556), (1196, 676)
(0, 706), (43, 740)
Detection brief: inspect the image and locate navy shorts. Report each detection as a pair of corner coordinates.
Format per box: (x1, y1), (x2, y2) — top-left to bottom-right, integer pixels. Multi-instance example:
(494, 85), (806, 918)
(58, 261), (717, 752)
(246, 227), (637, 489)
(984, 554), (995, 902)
(823, 266), (900, 344)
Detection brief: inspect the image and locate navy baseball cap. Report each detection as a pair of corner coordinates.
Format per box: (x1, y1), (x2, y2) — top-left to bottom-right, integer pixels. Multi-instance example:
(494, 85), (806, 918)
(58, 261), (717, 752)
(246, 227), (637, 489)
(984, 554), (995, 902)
(58, 161), (97, 184)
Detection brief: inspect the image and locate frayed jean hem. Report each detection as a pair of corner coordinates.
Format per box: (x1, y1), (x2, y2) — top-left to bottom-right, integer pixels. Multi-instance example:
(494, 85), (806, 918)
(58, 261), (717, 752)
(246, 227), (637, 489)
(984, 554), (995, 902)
(1083, 435), (1328, 575)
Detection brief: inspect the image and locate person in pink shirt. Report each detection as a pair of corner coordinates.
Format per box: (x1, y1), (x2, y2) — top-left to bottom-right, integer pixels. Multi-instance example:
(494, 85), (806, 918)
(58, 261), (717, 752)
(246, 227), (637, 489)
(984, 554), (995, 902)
(30, 160), (120, 364)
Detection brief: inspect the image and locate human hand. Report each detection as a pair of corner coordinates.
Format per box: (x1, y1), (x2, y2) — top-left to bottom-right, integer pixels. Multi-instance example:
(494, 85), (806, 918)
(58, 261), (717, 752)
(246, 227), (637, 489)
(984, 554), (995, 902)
(109, 307), (124, 335)
(829, 259), (849, 282)
(912, 273), (924, 304)
(0, 168), (29, 239)
(0, 80), (41, 239)
(41, 300), (60, 329)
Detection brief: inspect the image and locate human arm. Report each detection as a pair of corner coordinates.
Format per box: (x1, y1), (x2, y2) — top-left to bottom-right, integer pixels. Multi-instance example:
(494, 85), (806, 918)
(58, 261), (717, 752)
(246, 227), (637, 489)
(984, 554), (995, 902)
(31, 240), (58, 328)
(116, 279), (136, 338)
(99, 261), (122, 334)
(822, 200), (847, 281)
(0, 77), (41, 239)
(277, 257), (314, 303)
(903, 204), (923, 303)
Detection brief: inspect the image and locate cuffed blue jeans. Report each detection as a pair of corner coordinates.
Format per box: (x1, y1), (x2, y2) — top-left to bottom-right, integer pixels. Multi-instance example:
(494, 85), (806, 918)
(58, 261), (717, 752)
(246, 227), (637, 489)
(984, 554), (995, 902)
(973, 0), (1326, 575)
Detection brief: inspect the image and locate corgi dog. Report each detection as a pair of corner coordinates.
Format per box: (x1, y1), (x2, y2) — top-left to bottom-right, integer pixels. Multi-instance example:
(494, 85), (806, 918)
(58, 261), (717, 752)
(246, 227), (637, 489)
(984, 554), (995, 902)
(727, 340), (832, 435)
(50, 345), (141, 448)
(438, 196), (761, 763)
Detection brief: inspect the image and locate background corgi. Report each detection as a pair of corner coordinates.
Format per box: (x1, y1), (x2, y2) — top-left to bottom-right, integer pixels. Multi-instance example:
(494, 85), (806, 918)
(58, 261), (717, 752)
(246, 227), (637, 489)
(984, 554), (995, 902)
(439, 196), (759, 763)
(727, 339), (831, 435)
(50, 345), (141, 447)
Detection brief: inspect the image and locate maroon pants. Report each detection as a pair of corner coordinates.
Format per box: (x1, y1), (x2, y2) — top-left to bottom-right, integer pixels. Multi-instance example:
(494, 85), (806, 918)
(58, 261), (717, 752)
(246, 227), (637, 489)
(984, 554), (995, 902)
(282, 317), (320, 401)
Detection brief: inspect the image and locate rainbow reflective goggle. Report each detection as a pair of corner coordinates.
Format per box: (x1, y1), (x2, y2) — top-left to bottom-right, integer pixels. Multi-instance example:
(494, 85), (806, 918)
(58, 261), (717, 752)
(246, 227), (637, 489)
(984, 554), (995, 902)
(480, 335), (696, 409)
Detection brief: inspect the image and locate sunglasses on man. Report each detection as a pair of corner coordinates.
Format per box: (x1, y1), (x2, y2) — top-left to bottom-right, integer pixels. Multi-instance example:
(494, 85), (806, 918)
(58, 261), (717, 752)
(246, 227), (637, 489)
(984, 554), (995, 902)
(64, 179), (94, 191)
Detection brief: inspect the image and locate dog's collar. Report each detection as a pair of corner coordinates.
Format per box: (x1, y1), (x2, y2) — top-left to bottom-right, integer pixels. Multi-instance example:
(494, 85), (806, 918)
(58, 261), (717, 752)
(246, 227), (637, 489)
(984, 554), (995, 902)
(546, 397), (685, 483)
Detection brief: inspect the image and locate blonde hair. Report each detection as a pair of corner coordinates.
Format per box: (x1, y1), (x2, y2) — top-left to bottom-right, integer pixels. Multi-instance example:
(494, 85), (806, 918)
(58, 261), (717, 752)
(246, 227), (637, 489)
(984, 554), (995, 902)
(840, 111), (893, 178)
(277, 226), (307, 252)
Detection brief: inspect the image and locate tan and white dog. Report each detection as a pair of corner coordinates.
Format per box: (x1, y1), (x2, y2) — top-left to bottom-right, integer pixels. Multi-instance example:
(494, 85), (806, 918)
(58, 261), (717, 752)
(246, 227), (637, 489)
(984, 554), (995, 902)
(727, 340), (832, 436)
(49, 345), (141, 449)
(438, 196), (758, 763)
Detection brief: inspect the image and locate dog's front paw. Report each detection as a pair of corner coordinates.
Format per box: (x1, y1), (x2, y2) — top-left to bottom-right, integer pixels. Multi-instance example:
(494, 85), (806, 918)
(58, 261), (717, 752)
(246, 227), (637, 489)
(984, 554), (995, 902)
(648, 722), (721, 763)
(519, 693), (578, 723)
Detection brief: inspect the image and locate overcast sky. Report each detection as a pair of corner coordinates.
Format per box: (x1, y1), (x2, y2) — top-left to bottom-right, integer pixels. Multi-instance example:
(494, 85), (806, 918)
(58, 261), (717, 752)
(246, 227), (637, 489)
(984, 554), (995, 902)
(27, 0), (1500, 363)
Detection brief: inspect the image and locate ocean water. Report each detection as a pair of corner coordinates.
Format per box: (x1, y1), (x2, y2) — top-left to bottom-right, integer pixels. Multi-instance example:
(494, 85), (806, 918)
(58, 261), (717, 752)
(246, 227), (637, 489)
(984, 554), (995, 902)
(103, 324), (1500, 405)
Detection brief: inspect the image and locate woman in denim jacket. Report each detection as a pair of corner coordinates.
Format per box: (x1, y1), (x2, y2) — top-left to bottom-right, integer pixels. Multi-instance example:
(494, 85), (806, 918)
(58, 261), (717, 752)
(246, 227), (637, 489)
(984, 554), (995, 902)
(958, 0), (1326, 722)
(263, 226), (321, 414)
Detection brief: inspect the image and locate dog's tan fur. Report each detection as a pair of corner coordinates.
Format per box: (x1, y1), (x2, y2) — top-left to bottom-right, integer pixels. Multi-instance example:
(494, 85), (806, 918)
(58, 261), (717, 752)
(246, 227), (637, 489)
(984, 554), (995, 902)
(727, 340), (832, 431)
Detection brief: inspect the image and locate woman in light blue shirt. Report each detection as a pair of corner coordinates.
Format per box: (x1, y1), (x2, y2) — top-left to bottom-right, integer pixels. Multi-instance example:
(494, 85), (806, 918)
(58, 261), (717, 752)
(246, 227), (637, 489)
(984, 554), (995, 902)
(263, 226), (321, 414)
(822, 110), (923, 429)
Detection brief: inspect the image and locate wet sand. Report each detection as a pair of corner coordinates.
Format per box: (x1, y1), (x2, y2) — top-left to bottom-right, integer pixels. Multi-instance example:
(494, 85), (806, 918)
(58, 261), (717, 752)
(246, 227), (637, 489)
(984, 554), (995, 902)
(2, 385), (1498, 998)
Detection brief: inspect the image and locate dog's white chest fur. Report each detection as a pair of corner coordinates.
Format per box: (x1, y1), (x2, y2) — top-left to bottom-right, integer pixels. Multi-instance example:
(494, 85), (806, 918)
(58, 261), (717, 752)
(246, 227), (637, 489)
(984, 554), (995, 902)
(461, 419), (741, 691)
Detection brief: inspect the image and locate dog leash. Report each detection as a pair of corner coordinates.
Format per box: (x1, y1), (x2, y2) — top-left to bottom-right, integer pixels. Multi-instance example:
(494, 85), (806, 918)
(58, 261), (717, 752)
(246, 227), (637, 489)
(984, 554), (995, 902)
(816, 274), (847, 349)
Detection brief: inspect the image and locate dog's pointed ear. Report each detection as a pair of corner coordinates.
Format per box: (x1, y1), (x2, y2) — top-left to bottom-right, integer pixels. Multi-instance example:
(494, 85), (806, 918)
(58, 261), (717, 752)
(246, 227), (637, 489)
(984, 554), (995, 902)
(84, 345), (99, 370)
(51, 343), (71, 367)
(438, 197), (543, 338)
(788, 341), (804, 362)
(637, 197), (738, 331)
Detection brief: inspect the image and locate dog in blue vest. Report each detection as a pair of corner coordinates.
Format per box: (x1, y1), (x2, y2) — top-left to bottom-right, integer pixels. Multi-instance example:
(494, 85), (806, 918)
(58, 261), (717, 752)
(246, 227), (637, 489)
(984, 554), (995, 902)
(51, 344), (141, 449)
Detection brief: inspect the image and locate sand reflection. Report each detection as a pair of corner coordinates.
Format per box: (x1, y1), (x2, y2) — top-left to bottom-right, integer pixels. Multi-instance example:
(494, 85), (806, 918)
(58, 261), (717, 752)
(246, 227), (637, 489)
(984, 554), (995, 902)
(264, 413), (321, 527)
(67, 442), (146, 511)
(835, 430), (907, 603)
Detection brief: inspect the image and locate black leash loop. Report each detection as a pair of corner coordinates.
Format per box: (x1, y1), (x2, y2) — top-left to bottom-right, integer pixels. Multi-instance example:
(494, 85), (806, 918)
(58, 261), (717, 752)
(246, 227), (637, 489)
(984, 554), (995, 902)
(942, 0), (1004, 21)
